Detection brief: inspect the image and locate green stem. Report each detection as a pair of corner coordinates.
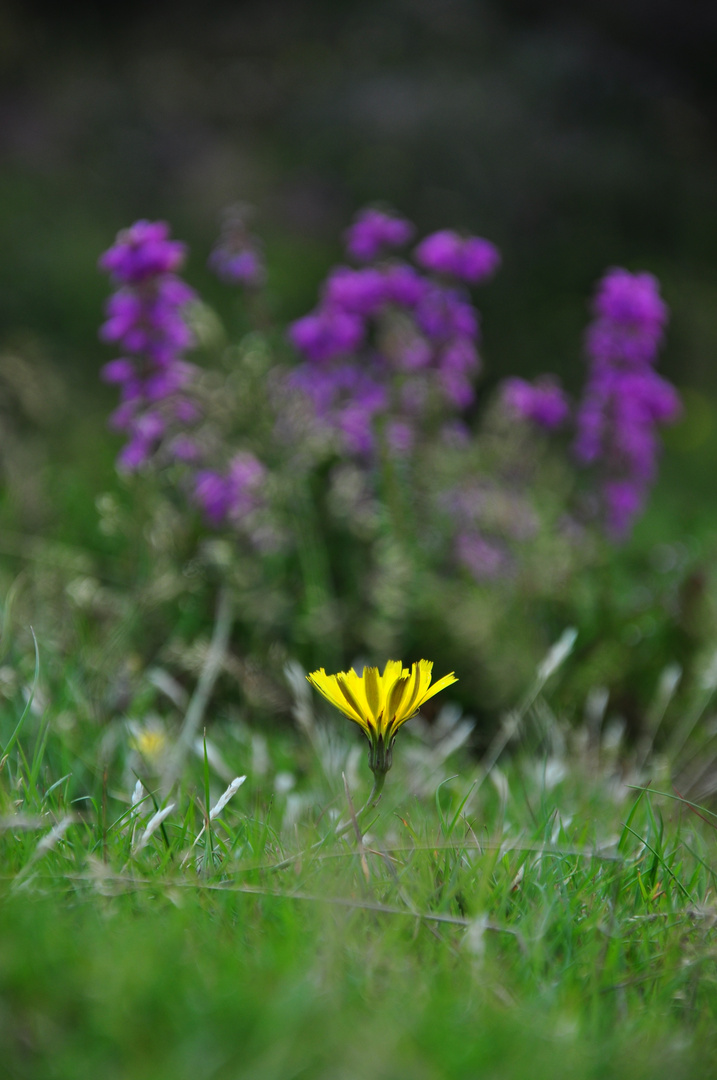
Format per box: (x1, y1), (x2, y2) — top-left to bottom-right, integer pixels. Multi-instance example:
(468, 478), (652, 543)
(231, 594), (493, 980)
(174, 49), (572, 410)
(363, 771), (386, 814)
(269, 772), (386, 873)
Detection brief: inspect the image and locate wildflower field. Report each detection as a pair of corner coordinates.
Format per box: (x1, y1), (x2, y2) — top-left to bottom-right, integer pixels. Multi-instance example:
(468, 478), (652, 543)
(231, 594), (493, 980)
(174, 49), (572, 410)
(3, 4), (717, 1073)
(0, 191), (716, 1080)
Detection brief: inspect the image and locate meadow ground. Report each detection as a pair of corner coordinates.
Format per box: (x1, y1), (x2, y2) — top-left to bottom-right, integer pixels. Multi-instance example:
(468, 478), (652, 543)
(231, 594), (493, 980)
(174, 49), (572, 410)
(1, 635), (716, 1080)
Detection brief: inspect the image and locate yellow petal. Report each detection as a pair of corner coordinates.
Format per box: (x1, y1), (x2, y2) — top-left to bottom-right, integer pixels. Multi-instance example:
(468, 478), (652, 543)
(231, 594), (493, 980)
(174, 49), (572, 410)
(343, 668), (372, 721)
(416, 670), (458, 707)
(385, 672), (410, 734)
(399, 660), (433, 724)
(381, 659), (405, 686)
(307, 670), (363, 725)
(363, 666), (382, 722)
(336, 673), (373, 736)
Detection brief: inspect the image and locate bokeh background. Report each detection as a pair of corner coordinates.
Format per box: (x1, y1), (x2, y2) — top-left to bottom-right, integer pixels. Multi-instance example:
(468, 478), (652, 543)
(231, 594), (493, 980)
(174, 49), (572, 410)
(1, 0), (717, 543)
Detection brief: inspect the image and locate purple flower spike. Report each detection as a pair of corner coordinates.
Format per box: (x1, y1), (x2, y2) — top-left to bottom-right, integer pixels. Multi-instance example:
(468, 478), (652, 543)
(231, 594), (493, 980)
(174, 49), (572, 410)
(574, 267), (680, 538)
(99, 220), (186, 284)
(501, 376), (570, 430)
(593, 269), (667, 334)
(288, 207), (498, 462)
(344, 207), (414, 262)
(208, 206), (266, 288)
(99, 219), (200, 473)
(586, 268), (668, 369)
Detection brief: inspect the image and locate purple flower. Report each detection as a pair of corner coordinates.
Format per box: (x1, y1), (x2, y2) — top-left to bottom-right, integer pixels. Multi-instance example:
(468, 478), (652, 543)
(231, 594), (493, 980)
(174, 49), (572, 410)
(227, 452), (266, 515)
(288, 309), (365, 362)
(207, 205), (266, 288)
(287, 209), (500, 463)
(193, 453), (266, 528)
(455, 531), (509, 581)
(99, 220), (200, 473)
(586, 268), (668, 369)
(414, 230), (462, 277)
(382, 263), (428, 308)
(337, 405), (378, 456)
(460, 237), (502, 284)
(344, 208), (414, 262)
(322, 267), (388, 317)
(415, 285), (479, 342)
(194, 470), (232, 526)
(593, 269), (667, 332)
(289, 360), (388, 456)
(101, 358), (136, 385)
(574, 267), (680, 538)
(117, 437), (154, 473)
(439, 337), (480, 375)
(210, 248), (265, 288)
(603, 481), (645, 539)
(99, 220), (186, 284)
(414, 230), (500, 284)
(501, 376), (570, 430)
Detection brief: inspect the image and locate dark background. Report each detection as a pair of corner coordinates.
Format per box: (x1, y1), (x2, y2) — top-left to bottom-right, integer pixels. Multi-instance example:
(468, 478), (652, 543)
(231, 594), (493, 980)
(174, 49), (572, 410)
(2, 0), (717, 525)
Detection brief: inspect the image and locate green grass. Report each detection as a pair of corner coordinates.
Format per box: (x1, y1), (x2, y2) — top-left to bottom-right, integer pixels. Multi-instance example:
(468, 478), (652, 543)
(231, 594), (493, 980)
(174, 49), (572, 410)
(1, 644), (716, 1080)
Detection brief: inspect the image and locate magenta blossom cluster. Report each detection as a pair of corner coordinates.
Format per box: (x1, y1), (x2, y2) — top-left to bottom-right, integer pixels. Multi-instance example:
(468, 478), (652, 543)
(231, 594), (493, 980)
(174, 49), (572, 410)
(100, 221), (268, 535)
(194, 453), (266, 527)
(500, 376), (570, 430)
(99, 220), (200, 472)
(288, 207), (500, 456)
(208, 206), (266, 288)
(447, 481), (539, 583)
(574, 268), (681, 537)
(344, 207), (415, 262)
(414, 229), (501, 284)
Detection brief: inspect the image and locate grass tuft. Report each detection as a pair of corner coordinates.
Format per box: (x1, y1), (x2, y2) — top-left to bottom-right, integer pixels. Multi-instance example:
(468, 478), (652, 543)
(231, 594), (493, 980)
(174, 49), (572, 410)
(0, 651), (716, 1078)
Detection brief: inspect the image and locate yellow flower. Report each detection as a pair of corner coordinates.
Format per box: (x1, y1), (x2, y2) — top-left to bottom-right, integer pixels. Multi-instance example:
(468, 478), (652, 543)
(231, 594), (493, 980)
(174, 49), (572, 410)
(307, 659), (458, 776)
(129, 725), (168, 763)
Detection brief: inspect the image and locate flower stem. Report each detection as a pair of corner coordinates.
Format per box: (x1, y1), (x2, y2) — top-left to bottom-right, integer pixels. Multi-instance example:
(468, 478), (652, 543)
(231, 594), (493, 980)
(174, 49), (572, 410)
(363, 771), (386, 814)
(269, 773), (385, 873)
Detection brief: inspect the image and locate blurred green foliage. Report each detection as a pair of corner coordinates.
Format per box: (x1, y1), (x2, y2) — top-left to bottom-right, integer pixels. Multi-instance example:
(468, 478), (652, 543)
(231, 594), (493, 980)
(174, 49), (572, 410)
(1, 0), (717, 751)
